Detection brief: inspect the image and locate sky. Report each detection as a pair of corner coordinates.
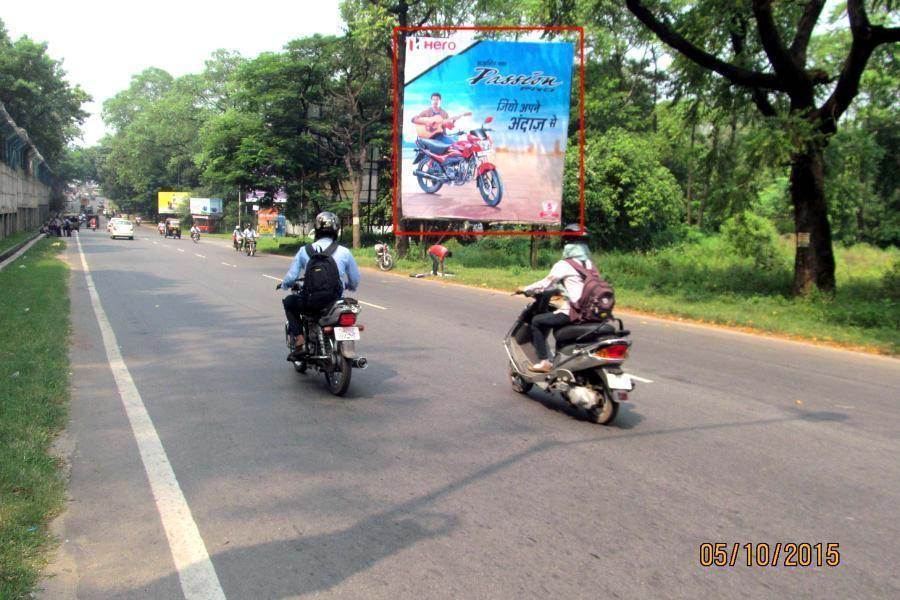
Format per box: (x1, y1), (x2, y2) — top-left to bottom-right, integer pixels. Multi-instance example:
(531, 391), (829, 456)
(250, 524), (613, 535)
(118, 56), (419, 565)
(2, 0), (344, 146)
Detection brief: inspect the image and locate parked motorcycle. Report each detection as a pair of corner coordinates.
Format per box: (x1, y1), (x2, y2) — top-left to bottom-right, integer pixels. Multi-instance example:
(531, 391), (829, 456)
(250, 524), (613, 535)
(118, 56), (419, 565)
(283, 284), (368, 396)
(505, 290), (635, 425)
(374, 243), (394, 271)
(245, 239), (256, 256)
(412, 116), (503, 207)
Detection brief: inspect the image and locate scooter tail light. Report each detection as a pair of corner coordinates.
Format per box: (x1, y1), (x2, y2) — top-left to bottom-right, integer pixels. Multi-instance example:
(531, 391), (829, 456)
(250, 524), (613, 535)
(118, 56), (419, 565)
(592, 344), (629, 360)
(338, 313), (357, 326)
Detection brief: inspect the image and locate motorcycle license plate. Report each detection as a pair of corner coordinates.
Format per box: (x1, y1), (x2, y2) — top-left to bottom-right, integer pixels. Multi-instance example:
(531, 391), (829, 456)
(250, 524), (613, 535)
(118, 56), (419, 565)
(605, 372), (633, 391)
(334, 327), (360, 341)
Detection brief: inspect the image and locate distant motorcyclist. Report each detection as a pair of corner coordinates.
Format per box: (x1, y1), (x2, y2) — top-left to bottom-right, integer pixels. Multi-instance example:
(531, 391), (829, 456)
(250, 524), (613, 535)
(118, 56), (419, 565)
(278, 211), (360, 362)
(190, 224), (200, 240)
(519, 225), (593, 373)
(242, 225), (257, 242)
(232, 225), (243, 249)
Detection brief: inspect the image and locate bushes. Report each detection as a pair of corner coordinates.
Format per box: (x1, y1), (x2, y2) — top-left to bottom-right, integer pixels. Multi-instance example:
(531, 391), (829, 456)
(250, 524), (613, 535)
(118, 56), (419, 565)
(721, 211), (782, 270)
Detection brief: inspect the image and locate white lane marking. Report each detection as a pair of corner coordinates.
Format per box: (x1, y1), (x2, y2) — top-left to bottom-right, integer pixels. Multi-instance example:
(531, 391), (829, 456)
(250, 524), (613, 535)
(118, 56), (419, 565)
(74, 233), (226, 600)
(177, 248), (185, 253)
(194, 253), (206, 258)
(261, 274), (281, 281)
(359, 300), (387, 311)
(152, 241), (159, 245)
(221, 262), (234, 267)
(630, 375), (654, 384)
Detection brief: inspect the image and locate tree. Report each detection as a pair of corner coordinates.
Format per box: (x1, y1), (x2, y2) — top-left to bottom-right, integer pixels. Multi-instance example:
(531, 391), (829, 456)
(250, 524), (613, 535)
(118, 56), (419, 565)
(622, 0), (900, 294)
(0, 19), (89, 168)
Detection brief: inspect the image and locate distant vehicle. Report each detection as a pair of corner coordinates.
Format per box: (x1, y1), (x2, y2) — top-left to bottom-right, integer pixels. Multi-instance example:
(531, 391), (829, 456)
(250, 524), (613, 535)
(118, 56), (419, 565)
(109, 218), (134, 240)
(164, 218), (181, 239)
(63, 215), (81, 231)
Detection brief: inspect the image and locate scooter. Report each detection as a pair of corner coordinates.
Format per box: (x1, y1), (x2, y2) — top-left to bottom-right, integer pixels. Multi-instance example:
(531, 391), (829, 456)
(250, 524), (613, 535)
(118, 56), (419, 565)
(282, 283), (368, 396)
(505, 290), (635, 425)
(191, 231), (200, 243)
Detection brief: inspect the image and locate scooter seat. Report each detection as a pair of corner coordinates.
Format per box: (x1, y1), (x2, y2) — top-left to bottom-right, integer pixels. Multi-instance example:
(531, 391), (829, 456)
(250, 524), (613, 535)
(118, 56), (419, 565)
(554, 322), (618, 345)
(417, 137), (452, 154)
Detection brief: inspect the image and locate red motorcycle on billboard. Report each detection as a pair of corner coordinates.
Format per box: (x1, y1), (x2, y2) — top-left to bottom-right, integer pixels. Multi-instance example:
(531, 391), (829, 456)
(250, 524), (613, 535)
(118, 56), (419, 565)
(412, 116), (503, 207)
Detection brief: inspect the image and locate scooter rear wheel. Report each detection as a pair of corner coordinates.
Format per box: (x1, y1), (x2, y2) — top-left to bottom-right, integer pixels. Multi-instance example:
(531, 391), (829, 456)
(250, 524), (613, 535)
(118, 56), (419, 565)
(588, 396), (619, 425)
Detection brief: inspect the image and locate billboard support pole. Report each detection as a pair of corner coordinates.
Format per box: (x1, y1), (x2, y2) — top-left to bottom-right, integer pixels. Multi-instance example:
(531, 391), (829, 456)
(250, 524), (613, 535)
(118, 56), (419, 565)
(237, 186), (242, 229)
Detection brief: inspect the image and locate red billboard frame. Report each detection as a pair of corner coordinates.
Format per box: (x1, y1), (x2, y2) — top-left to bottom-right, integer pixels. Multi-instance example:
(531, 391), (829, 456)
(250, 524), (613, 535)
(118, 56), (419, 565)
(391, 26), (586, 237)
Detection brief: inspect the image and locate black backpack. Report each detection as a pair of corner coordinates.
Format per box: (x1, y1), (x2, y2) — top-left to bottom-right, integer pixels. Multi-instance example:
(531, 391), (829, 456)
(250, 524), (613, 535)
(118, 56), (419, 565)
(300, 242), (343, 311)
(565, 258), (616, 323)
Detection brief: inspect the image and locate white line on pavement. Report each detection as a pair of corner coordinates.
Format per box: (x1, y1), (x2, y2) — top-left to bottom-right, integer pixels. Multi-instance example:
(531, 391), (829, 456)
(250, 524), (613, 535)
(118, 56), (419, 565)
(194, 253), (206, 258)
(359, 300), (387, 311)
(630, 375), (654, 384)
(74, 233), (226, 600)
(221, 262), (234, 267)
(152, 241), (159, 245)
(177, 248), (185, 253)
(261, 274), (281, 281)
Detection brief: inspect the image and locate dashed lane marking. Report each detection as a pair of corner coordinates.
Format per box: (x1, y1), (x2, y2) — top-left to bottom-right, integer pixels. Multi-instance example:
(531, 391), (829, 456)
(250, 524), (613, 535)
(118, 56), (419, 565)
(177, 248), (185, 253)
(194, 253), (206, 258)
(359, 300), (387, 311)
(630, 375), (654, 384)
(261, 274), (281, 281)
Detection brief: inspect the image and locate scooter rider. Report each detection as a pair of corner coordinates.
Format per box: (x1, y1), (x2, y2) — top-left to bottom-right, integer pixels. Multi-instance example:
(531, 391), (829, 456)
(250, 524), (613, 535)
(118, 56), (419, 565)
(232, 225), (243, 249)
(278, 211), (360, 362)
(519, 225), (593, 373)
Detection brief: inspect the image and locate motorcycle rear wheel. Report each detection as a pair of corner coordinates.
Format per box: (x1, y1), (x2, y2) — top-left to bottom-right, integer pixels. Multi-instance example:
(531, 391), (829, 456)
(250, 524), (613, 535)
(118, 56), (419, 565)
(417, 159), (444, 194)
(378, 254), (394, 271)
(324, 351), (352, 396)
(477, 169), (503, 207)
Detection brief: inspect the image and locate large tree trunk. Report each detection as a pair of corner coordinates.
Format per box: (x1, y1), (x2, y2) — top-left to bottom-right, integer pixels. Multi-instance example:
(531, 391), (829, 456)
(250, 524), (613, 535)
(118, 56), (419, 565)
(790, 146), (836, 295)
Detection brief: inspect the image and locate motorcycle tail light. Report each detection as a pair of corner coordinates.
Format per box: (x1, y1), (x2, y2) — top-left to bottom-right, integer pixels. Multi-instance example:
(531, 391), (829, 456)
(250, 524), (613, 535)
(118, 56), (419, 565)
(338, 313), (357, 326)
(592, 344), (628, 360)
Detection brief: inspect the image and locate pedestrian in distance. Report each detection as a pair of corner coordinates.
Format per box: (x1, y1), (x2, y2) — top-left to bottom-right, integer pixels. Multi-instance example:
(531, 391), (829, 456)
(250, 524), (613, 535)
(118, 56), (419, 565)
(428, 243), (452, 277)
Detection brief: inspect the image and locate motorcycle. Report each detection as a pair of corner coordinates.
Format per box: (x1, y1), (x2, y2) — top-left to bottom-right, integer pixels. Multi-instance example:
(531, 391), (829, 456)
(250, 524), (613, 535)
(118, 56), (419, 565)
(283, 283), (368, 396)
(374, 243), (394, 271)
(505, 290), (635, 425)
(412, 116), (503, 207)
(233, 236), (242, 251)
(244, 238), (256, 256)
(191, 231), (200, 243)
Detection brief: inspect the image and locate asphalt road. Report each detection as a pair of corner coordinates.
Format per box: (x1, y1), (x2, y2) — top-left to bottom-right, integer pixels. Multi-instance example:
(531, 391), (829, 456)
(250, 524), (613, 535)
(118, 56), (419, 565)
(44, 226), (900, 599)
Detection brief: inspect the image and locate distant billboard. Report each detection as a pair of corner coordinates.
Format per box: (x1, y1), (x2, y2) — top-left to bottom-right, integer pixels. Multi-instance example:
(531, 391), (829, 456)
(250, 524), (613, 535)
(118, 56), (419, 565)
(158, 191), (190, 214)
(189, 198), (223, 216)
(245, 189), (287, 204)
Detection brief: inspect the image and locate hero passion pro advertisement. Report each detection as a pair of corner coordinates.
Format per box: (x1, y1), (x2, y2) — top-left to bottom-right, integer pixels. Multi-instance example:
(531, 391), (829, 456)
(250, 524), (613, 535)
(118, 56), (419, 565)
(400, 36), (574, 225)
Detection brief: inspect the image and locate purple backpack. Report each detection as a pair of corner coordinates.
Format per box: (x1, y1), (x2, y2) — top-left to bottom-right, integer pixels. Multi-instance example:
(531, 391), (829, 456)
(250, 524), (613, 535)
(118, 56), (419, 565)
(565, 259), (616, 323)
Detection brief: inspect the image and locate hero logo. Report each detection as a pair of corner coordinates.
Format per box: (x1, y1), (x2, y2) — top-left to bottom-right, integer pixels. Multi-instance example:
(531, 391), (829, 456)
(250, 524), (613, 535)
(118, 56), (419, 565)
(409, 38), (457, 52)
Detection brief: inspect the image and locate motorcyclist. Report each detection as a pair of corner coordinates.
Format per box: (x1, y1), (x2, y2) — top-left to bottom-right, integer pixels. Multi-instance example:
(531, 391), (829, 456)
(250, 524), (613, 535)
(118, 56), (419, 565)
(242, 224), (257, 245)
(519, 225), (593, 373)
(190, 224), (200, 238)
(278, 211), (360, 362)
(232, 225), (242, 249)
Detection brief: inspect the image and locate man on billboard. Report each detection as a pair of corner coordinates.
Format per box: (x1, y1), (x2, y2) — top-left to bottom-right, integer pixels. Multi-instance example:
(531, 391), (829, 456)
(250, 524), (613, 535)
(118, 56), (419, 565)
(411, 93), (468, 145)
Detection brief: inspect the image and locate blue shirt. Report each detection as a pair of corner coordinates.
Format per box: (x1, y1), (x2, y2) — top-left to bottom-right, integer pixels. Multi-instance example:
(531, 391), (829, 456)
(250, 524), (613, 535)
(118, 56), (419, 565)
(281, 237), (360, 293)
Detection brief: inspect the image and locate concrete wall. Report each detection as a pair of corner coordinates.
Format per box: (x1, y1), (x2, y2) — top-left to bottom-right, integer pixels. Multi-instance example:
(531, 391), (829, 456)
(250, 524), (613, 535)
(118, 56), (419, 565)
(0, 161), (50, 239)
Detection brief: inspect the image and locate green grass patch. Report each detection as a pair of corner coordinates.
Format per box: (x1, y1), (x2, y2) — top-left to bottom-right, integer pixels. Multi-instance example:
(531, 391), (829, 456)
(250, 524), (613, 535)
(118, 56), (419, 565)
(0, 230), (39, 257)
(0, 238), (70, 598)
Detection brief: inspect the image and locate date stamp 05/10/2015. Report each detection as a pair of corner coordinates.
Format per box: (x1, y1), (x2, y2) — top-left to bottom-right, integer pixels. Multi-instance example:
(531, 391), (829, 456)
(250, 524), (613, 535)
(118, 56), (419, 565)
(699, 543), (841, 568)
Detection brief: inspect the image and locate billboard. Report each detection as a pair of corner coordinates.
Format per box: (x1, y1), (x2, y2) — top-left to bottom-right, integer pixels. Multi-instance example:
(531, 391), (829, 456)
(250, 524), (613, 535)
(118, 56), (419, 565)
(245, 189), (287, 203)
(189, 198), (223, 216)
(399, 35), (574, 225)
(158, 191), (190, 214)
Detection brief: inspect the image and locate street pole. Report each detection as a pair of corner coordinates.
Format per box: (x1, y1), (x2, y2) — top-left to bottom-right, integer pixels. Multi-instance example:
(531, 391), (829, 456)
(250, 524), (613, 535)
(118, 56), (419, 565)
(237, 186), (242, 229)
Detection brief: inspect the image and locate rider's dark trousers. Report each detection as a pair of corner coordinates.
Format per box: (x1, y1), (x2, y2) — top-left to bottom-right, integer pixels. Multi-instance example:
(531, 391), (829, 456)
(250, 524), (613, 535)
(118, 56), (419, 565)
(283, 294), (309, 337)
(531, 312), (570, 360)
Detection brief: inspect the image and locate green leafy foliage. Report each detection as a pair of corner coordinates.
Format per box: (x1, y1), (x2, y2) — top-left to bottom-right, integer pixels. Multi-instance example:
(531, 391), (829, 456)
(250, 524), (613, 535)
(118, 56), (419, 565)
(721, 211), (782, 270)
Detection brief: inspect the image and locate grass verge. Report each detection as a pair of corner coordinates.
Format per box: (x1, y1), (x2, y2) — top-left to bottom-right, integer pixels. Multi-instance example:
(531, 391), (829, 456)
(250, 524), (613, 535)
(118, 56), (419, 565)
(0, 230), (38, 257)
(0, 238), (70, 598)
